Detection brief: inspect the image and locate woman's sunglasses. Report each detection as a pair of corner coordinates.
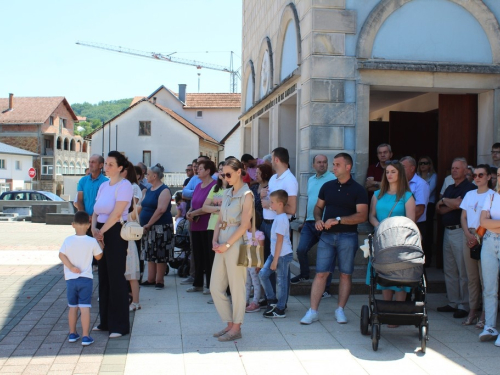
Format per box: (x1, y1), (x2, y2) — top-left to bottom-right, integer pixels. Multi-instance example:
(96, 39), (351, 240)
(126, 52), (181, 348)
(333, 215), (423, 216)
(419, 161), (430, 166)
(472, 173), (487, 179)
(221, 172), (233, 179)
(384, 160), (400, 165)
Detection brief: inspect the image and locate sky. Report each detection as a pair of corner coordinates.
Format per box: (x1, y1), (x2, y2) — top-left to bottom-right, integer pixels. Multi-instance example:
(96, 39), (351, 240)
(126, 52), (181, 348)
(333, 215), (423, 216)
(0, 0), (242, 104)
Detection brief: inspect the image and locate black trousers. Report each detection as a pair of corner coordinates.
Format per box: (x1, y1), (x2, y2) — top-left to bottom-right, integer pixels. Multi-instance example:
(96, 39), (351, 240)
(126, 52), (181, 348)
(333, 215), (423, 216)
(97, 222), (130, 335)
(191, 230), (215, 289)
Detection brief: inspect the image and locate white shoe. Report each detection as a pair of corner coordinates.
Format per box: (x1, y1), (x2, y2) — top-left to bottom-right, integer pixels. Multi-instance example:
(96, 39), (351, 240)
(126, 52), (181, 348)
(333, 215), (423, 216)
(335, 307), (347, 324)
(495, 335), (500, 347)
(203, 288), (210, 295)
(479, 326), (499, 341)
(109, 333), (123, 338)
(300, 308), (319, 325)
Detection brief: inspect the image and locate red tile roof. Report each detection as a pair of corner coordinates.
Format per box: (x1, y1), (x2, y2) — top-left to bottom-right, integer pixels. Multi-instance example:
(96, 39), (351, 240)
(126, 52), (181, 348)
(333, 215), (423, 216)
(154, 103), (219, 144)
(181, 93), (241, 108)
(0, 96), (78, 124)
(130, 96), (146, 106)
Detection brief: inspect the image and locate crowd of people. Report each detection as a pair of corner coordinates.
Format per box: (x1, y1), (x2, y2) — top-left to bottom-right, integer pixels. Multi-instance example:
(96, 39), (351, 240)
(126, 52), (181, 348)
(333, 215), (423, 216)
(58, 143), (500, 348)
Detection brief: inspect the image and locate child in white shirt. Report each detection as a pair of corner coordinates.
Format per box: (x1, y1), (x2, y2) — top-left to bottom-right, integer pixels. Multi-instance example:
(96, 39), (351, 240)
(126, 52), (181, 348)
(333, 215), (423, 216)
(259, 190), (293, 318)
(59, 211), (103, 346)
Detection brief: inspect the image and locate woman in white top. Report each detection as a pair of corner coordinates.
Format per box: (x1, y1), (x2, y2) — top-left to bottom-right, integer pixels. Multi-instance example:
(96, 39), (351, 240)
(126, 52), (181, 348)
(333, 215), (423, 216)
(478, 172), (500, 346)
(460, 164), (493, 327)
(92, 151), (133, 338)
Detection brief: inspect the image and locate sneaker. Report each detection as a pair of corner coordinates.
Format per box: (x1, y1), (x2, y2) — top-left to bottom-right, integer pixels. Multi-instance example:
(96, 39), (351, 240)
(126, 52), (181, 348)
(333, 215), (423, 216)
(180, 276), (195, 285)
(155, 283), (164, 290)
(203, 288), (211, 295)
(186, 286), (203, 292)
(246, 302), (260, 313)
(258, 299), (268, 309)
(207, 299), (214, 304)
(81, 336), (94, 346)
(300, 308), (319, 325)
(335, 307), (347, 324)
(265, 299), (278, 313)
(264, 307), (286, 318)
(479, 326), (499, 341)
(290, 275), (310, 284)
(495, 335), (500, 347)
(321, 291), (332, 299)
(68, 333), (80, 343)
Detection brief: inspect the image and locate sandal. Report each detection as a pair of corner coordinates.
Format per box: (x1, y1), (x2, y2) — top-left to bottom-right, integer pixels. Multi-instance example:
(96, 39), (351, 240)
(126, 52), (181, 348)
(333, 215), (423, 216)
(218, 330), (242, 342)
(462, 314), (479, 325)
(213, 328), (230, 338)
(140, 280), (155, 286)
(476, 319), (486, 329)
(129, 302), (141, 312)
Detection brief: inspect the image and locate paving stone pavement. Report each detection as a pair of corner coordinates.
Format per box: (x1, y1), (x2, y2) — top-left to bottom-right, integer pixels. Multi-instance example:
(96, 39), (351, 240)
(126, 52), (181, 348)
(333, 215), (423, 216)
(0, 222), (499, 374)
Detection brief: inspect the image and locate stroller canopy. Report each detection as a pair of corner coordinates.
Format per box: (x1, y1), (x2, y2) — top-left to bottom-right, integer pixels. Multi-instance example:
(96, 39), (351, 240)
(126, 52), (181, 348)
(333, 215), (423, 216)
(372, 216), (424, 284)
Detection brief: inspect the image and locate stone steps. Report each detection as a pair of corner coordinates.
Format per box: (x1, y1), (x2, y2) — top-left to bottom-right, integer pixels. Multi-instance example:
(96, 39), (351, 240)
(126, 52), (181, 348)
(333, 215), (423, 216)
(0, 212), (19, 222)
(289, 260), (446, 295)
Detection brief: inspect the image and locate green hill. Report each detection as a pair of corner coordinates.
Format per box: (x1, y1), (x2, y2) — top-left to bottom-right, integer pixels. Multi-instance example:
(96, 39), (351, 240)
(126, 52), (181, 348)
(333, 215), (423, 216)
(71, 98), (132, 137)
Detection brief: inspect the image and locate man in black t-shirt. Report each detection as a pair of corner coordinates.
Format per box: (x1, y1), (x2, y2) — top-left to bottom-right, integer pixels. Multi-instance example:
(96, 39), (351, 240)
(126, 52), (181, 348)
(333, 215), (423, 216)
(437, 158), (477, 318)
(300, 153), (368, 326)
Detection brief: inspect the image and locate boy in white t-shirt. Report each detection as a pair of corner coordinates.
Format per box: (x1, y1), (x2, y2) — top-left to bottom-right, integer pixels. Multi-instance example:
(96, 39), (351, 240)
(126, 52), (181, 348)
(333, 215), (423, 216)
(59, 211), (103, 346)
(259, 190), (293, 318)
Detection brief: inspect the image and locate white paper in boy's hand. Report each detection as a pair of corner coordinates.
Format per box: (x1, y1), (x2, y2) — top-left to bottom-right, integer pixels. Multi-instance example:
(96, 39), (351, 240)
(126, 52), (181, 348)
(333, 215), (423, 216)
(360, 239), (370, 258)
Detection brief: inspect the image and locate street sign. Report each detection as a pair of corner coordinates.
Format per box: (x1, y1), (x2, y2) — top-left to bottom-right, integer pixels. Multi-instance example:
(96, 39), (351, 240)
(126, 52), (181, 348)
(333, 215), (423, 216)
(28, 168), (36, 179)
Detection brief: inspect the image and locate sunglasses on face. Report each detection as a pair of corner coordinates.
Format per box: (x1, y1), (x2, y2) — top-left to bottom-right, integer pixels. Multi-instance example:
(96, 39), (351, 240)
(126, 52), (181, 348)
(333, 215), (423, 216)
(220, 172), (234, 179)
(419, 161), (430, 166)
(384, 160), (400, 165)
(185, 169), (192, 172)
(473, 173), (486, 179)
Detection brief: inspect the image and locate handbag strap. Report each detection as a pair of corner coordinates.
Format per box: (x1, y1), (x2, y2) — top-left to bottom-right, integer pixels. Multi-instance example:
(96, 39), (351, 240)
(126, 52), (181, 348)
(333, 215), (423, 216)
(387, 198), (401, 218)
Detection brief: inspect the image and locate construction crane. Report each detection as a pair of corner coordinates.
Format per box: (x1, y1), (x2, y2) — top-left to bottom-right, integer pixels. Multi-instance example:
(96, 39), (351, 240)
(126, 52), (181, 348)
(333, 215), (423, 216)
(76, 41), (241, 93)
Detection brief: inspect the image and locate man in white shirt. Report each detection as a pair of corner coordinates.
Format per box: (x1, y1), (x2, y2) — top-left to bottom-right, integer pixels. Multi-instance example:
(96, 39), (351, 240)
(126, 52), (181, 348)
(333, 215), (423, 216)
(260, 147), (298, 294)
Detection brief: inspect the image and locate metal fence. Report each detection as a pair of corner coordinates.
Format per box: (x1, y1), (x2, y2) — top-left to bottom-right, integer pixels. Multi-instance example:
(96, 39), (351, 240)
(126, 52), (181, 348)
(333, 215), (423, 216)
(163, 172), (186, 188)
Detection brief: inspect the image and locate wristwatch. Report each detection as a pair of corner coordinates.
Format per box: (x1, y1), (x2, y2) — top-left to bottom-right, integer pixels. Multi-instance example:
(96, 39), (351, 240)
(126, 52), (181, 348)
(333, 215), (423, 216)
(336, 217), (342, 224)
(225, 243), (231, 249)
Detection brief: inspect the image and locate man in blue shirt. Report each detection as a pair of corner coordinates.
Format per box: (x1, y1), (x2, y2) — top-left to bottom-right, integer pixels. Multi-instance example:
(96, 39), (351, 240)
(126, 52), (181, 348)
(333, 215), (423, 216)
(291, 155), (336, 298)
(76, 155), (107, 221)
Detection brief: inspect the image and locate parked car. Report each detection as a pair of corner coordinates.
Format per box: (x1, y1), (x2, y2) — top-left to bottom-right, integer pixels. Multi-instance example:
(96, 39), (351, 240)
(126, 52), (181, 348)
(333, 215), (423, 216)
(0, 190), (64, 202)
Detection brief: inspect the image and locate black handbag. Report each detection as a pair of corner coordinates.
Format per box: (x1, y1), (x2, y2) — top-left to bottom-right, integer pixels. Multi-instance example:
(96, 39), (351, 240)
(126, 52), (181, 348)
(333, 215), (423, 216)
(470, 243), (481, 260)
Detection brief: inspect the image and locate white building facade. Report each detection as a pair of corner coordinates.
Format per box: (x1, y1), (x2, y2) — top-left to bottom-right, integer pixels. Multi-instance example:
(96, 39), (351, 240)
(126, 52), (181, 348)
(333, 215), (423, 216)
(0, 142), (38, 193)
(241, 0), (500, 223)
(89, 99), (221, 173)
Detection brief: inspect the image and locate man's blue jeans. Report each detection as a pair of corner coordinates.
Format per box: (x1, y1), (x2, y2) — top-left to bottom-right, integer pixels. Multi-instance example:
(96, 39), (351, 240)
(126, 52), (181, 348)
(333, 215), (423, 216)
(259, 253), (293, 310)
(297, 221), (334, 288)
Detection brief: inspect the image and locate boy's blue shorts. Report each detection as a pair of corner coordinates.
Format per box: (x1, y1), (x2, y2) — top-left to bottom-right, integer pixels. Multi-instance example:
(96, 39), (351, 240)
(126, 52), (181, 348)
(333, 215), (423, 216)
(66, 277), (93, 308)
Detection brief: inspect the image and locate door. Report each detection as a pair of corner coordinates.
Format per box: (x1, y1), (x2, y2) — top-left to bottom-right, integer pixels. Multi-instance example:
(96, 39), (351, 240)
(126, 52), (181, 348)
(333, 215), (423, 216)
(437, 94), (478, 187)
(388, 111), (439, 163)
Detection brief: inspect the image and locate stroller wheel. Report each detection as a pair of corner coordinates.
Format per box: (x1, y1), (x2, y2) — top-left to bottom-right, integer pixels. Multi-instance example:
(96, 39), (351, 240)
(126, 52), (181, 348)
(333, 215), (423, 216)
(360, 305), (370, 336)
(420, 325), (427, 353)
(372, 324), (379, 351)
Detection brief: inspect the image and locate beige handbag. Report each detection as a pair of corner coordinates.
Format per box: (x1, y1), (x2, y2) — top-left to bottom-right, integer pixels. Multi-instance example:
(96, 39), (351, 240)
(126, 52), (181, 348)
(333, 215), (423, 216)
(119, 192), (143, 241)
(237, 201), (264, 267)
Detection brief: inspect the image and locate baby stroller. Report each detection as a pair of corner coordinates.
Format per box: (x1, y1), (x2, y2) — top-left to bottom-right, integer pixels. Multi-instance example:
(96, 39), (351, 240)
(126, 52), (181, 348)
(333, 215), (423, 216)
(360, 216), (429, 352)
(169, 218), (191, 278)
